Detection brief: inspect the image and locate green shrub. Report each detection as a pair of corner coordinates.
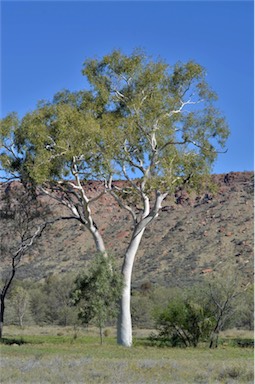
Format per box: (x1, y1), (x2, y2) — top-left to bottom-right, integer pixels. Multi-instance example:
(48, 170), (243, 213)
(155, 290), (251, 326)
(153, 297), (213, 347)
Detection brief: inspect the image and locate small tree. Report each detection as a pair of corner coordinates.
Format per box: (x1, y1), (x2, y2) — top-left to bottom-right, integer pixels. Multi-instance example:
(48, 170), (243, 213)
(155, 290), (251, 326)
(10, 286), (30, 328)
(28, 285), (48, 326)
(73, 255), (123, 344)
(46, 274), (79, 326)
(0, 183), (51, 338)
(203, 266), (249, 349)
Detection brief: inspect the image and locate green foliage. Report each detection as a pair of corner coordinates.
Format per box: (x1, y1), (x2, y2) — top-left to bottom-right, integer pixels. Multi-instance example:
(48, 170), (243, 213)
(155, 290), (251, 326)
(131, 294), (154, 329)
(233, 285), (254, 330)
(29, 274), (78, 326)
(29, 286), (49, 325)
(130, 279), (253, 336)
(4, 282), (33, 327)
(131, 285), (180, 329)
(17, 98), (105, 183)
(83, 49), (229, 193)
(73, 255), (123, 343)
(1, 49), (229, 195)
(0, 89), (110, 184)
(8, 286), (30, 327)
(0, 113), (25, 179)
(153, 295), (213, 347)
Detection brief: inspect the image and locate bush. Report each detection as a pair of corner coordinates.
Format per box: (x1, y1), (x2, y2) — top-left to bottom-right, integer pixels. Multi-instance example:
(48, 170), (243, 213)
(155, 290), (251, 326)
(29, 274), (79, 326)
(153, 296), (213, 347)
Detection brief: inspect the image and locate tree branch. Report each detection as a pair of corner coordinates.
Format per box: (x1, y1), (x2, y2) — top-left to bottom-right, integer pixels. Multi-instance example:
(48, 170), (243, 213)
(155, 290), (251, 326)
(109, 188), (137, 224)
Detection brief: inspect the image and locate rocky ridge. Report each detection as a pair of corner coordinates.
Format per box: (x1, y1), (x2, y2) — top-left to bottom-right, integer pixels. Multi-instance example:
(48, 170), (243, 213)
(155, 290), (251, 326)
(0, 171), (253, 288)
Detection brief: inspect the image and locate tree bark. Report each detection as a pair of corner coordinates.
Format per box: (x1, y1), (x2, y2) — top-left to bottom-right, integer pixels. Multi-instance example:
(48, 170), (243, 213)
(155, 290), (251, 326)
(91, 227), (107, 255)
(209, 330), (219, 349)
(100, 325), (103, 345)
(117, 228), (145, 347)
(209, 320), (222, 349)
(116, 191), (167, 347)
(0, 263), (16, 339)
(0, 295), (4, 339)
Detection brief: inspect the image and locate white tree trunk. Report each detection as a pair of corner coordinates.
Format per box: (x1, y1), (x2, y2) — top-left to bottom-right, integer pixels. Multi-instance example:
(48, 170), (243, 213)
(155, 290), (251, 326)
(117, 228), (145, 347)
(91, 227), (107, 255)
(116, 191), (167, 347)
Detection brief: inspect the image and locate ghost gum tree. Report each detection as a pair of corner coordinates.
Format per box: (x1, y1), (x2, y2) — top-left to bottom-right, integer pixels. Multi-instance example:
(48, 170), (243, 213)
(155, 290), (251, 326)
(0, 49), (229, 347)
(83, 50), (229, 346)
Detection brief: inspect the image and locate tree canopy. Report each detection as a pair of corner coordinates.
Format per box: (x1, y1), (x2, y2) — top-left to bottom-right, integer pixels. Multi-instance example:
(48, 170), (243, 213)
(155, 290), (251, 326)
(84, 51), (228, 190)
(1, 49), (229, 190)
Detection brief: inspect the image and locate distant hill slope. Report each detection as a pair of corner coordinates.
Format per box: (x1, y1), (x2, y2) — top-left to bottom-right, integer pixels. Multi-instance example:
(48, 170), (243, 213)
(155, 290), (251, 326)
(0, 171), (253, 287)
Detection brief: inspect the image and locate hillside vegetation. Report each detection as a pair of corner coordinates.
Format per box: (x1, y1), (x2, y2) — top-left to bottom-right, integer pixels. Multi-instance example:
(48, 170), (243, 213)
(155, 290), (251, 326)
(0, 171), (253, 287)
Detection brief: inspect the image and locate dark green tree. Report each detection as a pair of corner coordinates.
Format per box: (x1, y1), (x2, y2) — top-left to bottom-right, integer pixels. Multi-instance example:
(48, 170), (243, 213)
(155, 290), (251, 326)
(154, 296), (213, 347)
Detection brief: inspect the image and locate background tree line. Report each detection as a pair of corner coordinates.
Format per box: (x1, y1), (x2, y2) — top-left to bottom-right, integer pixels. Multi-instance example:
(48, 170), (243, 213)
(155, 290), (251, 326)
(3, 266), (253, 347)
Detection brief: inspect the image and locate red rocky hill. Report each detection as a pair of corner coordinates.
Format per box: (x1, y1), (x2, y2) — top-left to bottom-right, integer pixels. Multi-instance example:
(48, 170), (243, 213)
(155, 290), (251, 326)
(0, 171), (253, 288)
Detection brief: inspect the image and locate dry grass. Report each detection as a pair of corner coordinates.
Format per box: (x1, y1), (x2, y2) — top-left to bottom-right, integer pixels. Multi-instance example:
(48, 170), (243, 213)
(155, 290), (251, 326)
(0, 326), (254, 383)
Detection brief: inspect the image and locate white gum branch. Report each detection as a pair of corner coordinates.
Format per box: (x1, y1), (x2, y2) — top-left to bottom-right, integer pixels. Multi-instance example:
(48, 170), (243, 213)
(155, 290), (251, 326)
(71, 157), (95, 227)
(13, 222), (47, 264)
(133, 190), (168, 237)
(167, 98), (203, 118)
(150, 132), (157, 152)
(122, 141), (146, 175)
(114, 90), (127, 100)
(140, 89), (148, 105)
(40, 186), (81, 219)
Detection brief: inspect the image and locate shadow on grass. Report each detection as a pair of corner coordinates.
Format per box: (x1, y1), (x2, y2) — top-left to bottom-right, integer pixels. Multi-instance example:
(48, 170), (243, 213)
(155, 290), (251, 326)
(135, 336), (255, 349)
(0, 337), (28, 345)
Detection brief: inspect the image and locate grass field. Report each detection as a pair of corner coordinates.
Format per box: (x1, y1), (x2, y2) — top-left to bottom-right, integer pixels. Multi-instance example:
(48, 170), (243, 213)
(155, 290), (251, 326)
(0, 326), (254, 384)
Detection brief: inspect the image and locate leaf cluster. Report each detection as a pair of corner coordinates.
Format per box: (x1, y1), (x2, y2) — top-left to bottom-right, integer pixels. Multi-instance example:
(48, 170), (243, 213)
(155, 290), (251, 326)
(73, 255), (123, 328)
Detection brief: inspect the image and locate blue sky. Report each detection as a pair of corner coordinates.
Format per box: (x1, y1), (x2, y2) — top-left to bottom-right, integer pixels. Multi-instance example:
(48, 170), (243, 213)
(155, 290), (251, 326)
(1, 1), (254, 174)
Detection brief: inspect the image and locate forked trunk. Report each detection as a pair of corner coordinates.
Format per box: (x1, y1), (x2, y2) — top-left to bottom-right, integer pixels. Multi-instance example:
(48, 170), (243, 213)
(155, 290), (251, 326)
(116, 192), (166, 347)
(209, 319), (222, 349)
(117, 228), (145, 347)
